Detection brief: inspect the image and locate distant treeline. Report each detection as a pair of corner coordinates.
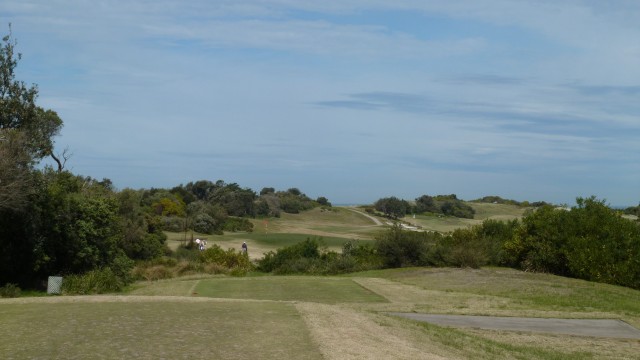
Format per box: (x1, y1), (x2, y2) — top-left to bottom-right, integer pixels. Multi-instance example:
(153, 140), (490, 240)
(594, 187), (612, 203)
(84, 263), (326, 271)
(151, 180), (330, 235)
(369, 194), (551, 220)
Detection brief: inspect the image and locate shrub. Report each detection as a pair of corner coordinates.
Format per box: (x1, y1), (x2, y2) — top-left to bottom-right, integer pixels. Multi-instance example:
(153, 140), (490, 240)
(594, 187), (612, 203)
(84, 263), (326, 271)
(132, 265), (174, 281)
(257, 238), (321, 273)
(0, 283), (21, 298)
(199, 245), (252, 273)
(175, 246), (200, 261)
(374, 224), (439, 268)
(223, 217), (254, 232)
(446, 229), (488, 268)
(342, 240), (383, 271)
(161, 216), (185, 232)
(61, 268), (125, 294)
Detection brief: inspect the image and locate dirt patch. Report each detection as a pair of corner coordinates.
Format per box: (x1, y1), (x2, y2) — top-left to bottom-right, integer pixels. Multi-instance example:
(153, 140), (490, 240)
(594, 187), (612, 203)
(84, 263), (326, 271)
(295, 302), (449, 360)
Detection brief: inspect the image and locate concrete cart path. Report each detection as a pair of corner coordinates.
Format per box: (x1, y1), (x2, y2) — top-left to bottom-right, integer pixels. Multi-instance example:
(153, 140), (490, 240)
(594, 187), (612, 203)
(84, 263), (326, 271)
(388, 313), (640, 339)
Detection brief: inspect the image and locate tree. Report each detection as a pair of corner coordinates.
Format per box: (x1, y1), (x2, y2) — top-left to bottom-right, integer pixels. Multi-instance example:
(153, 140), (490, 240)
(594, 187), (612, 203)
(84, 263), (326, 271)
(0, 28), (66, 286)
(415, 195), (436, 213)
(0, 29), (62, 161)
(0, 129), (32, 210)
(374, 196), (409, 219)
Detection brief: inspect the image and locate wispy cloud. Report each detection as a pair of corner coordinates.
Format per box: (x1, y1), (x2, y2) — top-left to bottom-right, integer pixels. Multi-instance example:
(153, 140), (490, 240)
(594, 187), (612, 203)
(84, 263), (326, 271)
(2, 0), (639, 205)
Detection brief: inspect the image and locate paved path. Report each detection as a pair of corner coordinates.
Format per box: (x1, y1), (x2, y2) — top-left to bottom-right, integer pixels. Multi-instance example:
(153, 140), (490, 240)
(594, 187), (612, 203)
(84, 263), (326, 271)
(388, 313), (640, 339)
(346, 208), (384, 226)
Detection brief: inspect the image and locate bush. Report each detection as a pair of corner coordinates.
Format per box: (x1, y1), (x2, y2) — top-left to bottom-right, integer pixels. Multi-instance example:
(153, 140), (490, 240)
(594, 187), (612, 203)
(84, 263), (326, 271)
(0, 283), (21, 298)
(192, 213), (218, 234)
(132, 264), (174, 281)
(445, 229), (488, 268)
(257, 238), (321, 273)
(374, 224), (439, 268)
(61, 268), (125, 294)
(199, 245), (252, 272)
(223, 217), (254, 232)
(342, 240), (383, 271)
(256, 238), (381, 275)
(175, 246), (200, 261)
(161, 216), (185, 232)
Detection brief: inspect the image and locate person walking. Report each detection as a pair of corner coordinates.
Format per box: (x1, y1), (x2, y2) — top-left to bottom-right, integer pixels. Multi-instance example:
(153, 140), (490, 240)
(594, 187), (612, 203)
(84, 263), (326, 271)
(241, 241), (248, 254)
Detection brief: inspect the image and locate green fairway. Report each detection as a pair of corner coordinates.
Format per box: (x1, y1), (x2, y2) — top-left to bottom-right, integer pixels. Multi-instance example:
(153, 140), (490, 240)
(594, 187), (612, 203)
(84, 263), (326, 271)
(223, 232), (355, 248)
(0, 300), (322, 360)
(194, 276), (387, 304)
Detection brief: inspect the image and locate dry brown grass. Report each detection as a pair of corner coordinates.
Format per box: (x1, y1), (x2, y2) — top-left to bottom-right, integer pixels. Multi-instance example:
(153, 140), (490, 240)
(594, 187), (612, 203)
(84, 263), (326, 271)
(295, 302), (452, 360)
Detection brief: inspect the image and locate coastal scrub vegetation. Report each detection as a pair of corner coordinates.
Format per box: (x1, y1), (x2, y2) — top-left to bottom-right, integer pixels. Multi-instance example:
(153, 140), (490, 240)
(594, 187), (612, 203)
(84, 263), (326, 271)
(2, 29), (639, 294)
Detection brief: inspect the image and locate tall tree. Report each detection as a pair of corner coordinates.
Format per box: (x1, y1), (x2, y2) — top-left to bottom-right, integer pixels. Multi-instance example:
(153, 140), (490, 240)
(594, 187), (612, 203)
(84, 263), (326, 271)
(0, 27), (63, 210)
(0, 28), (63, 160)
(0, 27), (64, 286)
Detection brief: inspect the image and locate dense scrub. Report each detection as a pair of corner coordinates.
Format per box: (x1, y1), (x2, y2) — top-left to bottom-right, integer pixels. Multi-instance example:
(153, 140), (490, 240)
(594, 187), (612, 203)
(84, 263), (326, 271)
(257, 197), (640, 290)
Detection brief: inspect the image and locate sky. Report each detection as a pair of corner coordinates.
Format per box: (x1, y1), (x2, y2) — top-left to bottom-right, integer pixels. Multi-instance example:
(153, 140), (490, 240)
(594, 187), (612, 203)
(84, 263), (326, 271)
(2, 1), (639, 206)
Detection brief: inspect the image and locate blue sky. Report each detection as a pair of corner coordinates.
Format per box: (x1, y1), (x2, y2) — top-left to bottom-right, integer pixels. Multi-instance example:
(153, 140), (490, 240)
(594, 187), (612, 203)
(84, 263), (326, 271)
(2, 1), (639, 205)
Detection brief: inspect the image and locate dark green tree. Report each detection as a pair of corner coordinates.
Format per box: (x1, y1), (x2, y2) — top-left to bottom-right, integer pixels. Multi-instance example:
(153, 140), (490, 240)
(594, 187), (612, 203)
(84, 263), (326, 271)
(374, 196), (409, 219)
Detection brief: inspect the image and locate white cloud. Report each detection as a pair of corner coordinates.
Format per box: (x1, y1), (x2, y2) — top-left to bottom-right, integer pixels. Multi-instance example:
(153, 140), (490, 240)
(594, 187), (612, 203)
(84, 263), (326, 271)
(1, 0), (638, 205)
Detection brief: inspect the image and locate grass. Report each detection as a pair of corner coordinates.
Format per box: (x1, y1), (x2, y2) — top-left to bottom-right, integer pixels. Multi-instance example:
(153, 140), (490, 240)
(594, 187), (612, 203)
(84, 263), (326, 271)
(384, 267), (640, 315)
(409, 320), (593, 360)
(3, 268), (640, 359)
(7, 205), (638, 359)
(400, 203), (528, 233)
(164, 206), (381, 256)
(0, 300), (322, 360)
(222, 232), (354, 248)
(194, 276), (387, 304)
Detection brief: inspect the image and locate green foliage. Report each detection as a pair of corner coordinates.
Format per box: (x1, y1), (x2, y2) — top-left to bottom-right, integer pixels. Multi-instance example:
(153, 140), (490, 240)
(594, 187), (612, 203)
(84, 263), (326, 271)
(61, 268), (126, 294)
(414, 195), (437, 213)
(564, 198), (640, 288)
(30, 170), (123, 276)
(0, 283), (21, 298)
(187, 201), (227, 233)
(441, 228), (489, 268)
(198, 244), (252, 274)
(504, 197), (640, 289)
(223, 217), (254, 232)
(414, 194), (476, 219)
(374, 223), (441, 267)
(504, 205), (572, 274)
(341, 240), (384, 271)
(0, 29), (63, 161)
(258, 238), (320, 273)
(151, 197), (186, 217)
(161, 216), (185, 232)
(256, 237), (370, 275)
(374, 197), (410, 219)
(440, 199), (475, 218)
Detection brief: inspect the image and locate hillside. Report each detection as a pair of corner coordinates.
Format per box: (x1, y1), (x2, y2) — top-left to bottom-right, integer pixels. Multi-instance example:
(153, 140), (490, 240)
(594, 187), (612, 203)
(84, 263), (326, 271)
(165, 203), (529, 258)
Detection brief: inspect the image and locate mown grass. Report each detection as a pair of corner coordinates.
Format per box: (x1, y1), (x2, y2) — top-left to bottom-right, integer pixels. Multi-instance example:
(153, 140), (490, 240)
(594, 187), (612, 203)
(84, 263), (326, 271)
(401, 203), (528, 233)
(386, 267), (640, 315)
(3, 268), (640, 359)
(0, 301), (322, 360)
(194, 276), (387, 304)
